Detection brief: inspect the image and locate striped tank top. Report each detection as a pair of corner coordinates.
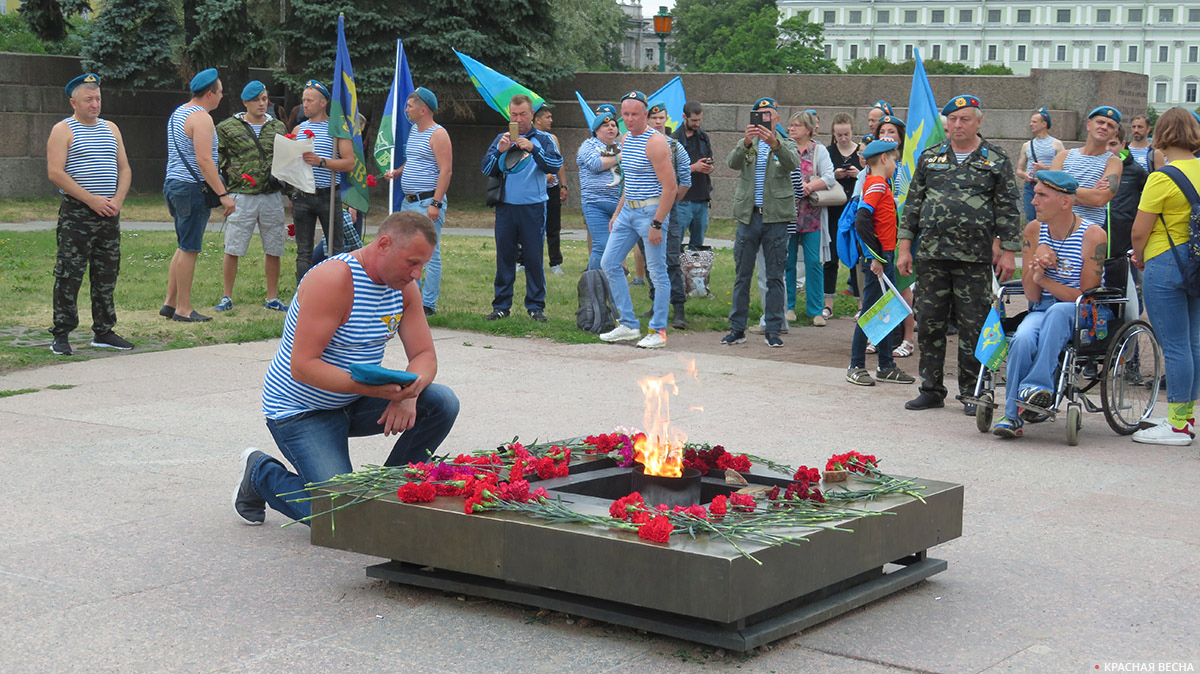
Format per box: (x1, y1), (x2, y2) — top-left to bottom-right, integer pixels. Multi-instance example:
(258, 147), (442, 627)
(620, 128), (662, 202)
(754, 140), (769, 206)
(1026, 136), (1057, 166)
(1038, 220), (1090, 301)
(1062, 148), (1113, 225)
(299, 119), (338, 189)
(576, 137), (622, 204)
(63, 117), (118, 198)
(262, 252), (406, 419)
(165, 105), (218, 184)
(1129, 146), (1151, 172)
(401, 123), (442, 194)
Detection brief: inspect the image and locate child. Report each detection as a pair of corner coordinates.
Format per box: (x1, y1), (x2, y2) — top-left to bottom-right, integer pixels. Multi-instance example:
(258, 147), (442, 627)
(846, 139), (915, 386)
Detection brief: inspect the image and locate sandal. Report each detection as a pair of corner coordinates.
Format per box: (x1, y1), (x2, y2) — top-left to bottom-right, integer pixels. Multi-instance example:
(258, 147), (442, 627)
(822, 306), (833, 319)
(866, 342), (877, 354)
(892, 340), (914, 358)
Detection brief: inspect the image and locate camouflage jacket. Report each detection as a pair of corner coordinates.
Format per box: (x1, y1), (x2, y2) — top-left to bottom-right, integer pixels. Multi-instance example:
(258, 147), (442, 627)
(216, 113), (287, 195)
(898, 136), (1022, 263)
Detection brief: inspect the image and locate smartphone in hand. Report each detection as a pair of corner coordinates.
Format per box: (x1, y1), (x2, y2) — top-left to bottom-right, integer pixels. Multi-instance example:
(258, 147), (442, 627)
(508, 121), (520, 139)
(749, 110), (768, 128)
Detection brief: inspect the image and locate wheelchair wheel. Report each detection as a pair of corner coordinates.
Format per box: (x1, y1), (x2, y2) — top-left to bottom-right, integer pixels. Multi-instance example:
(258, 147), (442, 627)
(1065, 404), (1082, 446)
(976, 393), (993, 433)
(1101, 319), (1163, 435)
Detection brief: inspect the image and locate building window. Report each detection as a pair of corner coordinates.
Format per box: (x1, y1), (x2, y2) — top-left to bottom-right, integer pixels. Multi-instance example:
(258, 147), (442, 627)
(1154, 82), (1168, 103)
(959, 9), (972, 23)
(823, 10), (835, 24)
(1191, 9), (1200, 23)
(931, 44), (942, 60)
(1159, 45), (1170, 62)
(877, 44), (887, 58)
(1128, 45), (1139, 62)
(904, 10), (917, 23)
(1056, 9), (1071, 23)
(877, 10), (889, 23)
(1187, 83), (1198, 104)
(1158, 8), (1175, 23)
(850, 44), (859, 60)
(931, 10), (945, 23)
(987, 44), (997, 61)
(849, 10), (862, 23)
(1129, 9), (1143, 24)
(1056, 44), (1067, 61)
(645, 48), (654, 62)
(988, 9), (1001, 23)
(1190, 46), (1198, 63)
(823, 43), (832, 58)
(1016, 45), (1026, 61)
(1096, 9), (1111, 23)
(905, 44), (914, 60)
(960, 44), (969, 61)
(1017, 9), (1031, 23)
(1096, 45), (1107, 62)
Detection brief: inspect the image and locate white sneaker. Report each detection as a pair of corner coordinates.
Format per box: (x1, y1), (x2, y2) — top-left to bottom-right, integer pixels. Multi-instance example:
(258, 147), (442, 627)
(785, 309), (797, 322)
(636, 330), (667, 349)
(550, 265), (564, 275)
(1132, 420), (1194, 446)
(600, 324), (641, 342)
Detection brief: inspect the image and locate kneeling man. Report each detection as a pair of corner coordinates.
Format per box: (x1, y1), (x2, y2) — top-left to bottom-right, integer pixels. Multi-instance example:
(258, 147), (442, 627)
(235, 211), (460, 523)
(993, 171), (1108, 438)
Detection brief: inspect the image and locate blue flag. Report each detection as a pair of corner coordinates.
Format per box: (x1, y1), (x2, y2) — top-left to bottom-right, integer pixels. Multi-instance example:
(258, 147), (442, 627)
(857, 274), (912, 346)
(895, 49), (945, 218)
(330, 14), (370, 213)
(374, 39), (415, 214)
(650, 76), (687, 134)
(454, 50), (543, 120)
(975, 306), (1009, 371)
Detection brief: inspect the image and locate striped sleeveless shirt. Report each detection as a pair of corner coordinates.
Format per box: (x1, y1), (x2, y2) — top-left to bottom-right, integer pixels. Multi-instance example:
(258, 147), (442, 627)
(1038, 220), (1091, 301)
(165, 105), (218, 184)
(262, 252), (406, 419)
(401, 123), (441, 194)
(620, 128), (663, 201)
(1026, 136), (1057, 166)
(1062, 148), (1113, 225)
(299, 119), (339, 189)
(63, 117), (118, 198)
(1129, 146), (1151, 172)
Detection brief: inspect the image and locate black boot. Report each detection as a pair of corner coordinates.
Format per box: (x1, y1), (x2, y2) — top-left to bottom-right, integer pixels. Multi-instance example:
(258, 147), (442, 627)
(672, 303), (686, 329)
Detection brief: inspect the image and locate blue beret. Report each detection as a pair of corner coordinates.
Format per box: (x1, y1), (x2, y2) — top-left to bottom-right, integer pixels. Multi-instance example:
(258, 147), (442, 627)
(648, 100), (667, 115)
(872, 100), (893, 115)
(590, 112), (617, 133)
(189, 68), (219, 93)
(1192, 111), (1200, 127)
(620, 90), (647, 106)
(414, 86), (438, 111)
(1036, 107), (1051, 128)
(861, 134), (874, 144)
(305, 79), (330, 100)
(65, 73), (100, 97)
(240, 80), (266, 101)
(1035, 170), (1079, 194)
(1088, 106), (1122, 123)
(877, 114), (906, 131)
(804, 108), (817, 115)
(863, 139), (899, 160)
(753, 97), (777, 111)
(594, 104), (617, 119)
(941, 94), (981, 117)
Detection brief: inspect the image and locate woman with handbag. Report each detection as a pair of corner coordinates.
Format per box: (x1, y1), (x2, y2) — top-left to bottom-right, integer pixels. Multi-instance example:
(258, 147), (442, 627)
(786, 110), (836, 326)
(1130, 107), (1200, 446)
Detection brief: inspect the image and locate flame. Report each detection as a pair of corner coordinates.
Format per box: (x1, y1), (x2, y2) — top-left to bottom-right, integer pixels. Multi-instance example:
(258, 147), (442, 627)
(689, 406), (704, 412)
(682, 358), (700, 383)
(634, 373), (685, 477)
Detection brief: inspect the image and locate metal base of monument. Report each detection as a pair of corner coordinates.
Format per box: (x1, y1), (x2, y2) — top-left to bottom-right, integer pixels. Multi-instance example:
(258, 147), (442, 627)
(311, 459), (963, 651)
(365, 553), (947, 651)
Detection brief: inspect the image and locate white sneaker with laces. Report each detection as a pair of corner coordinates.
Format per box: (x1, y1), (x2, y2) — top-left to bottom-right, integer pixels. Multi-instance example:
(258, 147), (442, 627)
(600, 324), (641, 342)
(550, 265), (564, 275)
(636, 330), (667, 349)
(1132, 420), (1194, 446)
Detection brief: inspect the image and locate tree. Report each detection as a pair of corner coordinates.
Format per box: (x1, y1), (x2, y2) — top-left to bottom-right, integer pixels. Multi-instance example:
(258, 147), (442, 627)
(80, 0), (182, 89)
(671, 0), (771, 72)
(18, 0), (88, 43)
(185, 0), (276, 86)
(671, 1), (835, 74)
(538, 0), (627, 73)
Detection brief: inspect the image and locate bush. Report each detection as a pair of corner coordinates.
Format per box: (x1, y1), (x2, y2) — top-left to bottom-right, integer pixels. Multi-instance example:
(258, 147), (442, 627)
(0, 12), (87, 55)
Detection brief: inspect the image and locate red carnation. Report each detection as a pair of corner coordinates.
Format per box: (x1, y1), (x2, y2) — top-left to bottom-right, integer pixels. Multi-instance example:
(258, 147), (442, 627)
(609, 492), (645, 520)
(716, 452), (752, 472)
(397, 481), (436, 503)
(284, 133), (296, 140)
(793, 465), (820, 483)
(637, 514), (673, 543)
(240, 173), (257, 186)
(302, 129), (315, 138)
(730, 493), (757, 512)
(709, 495), (727, 517)
(366, 174), (377, 188)
(681, 504), (708, 520)
(287, 223), (295, 236)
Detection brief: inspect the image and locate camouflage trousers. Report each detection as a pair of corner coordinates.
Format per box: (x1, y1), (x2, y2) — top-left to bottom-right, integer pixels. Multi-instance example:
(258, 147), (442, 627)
(913, 259), (992, 400)
(51, 196), (121, 337)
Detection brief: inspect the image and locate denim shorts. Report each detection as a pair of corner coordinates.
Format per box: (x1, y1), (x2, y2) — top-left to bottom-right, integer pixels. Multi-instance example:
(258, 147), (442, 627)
(163, 179), (210, 253)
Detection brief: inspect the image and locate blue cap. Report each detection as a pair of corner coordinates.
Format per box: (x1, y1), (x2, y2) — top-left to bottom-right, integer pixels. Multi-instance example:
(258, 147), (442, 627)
(1192, 111), (1200, 127)
(189, 68), (219, 93)
(590, 112), (617, 133)
(753, 97), (777, 111)
(863, 139), (899, 160)
(872, 100), (893, 115)
(877, 114), (906, 131)
(305, 79), (330, 100)
(1035, 170), (1079, 194)
(804, 108), (817, 115)
(65, 73), (100, 97)
(1036, 107), (1051, 128)
(240, 80), (266, 101)
(620, 90), (647, 106)
(941, 94), (981, 117)
(1088, 106), (1122, 123)
(861, 134), (874, 144)
(648, 100), (667, 115)
(414, 86), (438, 111)
(594, 103), (617, 119)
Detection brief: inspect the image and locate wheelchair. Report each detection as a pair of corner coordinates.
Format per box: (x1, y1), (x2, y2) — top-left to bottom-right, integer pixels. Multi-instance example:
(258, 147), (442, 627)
(963, 256), (1163, 446)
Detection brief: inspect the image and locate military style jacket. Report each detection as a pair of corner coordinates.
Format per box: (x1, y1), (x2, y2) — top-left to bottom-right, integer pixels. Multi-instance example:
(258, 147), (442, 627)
(216, 113), (287, 195)
(727, 127), (801, 225)
(898, 136), (1022, 263)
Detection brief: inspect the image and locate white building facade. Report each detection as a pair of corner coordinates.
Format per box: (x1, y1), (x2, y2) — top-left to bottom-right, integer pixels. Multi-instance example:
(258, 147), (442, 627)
(617, 2), (677, 71)
(777, 0), (1200, 110)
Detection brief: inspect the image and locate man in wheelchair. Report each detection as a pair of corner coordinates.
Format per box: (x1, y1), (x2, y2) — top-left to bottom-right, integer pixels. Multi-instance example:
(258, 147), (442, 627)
(993, 171), (1111, 438)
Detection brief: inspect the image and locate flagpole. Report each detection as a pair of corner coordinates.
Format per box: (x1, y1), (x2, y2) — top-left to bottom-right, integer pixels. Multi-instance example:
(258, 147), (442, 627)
(388, 39), (399, 215)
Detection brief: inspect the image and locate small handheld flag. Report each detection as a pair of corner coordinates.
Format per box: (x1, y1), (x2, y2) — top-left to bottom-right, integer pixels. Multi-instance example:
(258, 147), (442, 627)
(857, 274), (912, 346)
(975, 305), (1010, 371)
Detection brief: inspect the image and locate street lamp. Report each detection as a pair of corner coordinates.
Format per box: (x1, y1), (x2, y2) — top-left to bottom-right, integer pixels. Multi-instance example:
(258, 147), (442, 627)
(653, 6), (672, 73)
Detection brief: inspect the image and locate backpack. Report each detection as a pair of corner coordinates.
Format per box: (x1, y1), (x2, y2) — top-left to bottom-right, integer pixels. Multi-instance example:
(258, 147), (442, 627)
(835, 195), (865, 268)
(1155, 165), (1200, 297)
(576, 269), (619, 334)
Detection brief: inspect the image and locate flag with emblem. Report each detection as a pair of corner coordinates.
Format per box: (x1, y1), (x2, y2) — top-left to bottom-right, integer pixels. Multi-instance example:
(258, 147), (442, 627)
(650, 76), (686, 134)
(329, 14), (370, 213)
(375, 38), (415, 214)
(454, 50), (544, 120)
(975, 305), (1009, 371)
(857, 274), (912, 346)
(895, 49), (945, 218)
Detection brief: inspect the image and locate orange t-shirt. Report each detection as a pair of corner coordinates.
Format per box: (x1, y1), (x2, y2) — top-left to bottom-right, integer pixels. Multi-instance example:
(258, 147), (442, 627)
(859, 173), (897, 251)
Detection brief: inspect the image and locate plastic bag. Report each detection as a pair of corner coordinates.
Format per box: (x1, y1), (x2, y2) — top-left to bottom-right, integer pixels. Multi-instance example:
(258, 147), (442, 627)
(271, 135), (316, 194)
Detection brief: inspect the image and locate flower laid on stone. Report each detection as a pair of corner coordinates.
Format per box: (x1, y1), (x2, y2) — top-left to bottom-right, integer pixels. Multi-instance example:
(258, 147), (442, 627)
(826, 451), (878, 473)
(682, 443), (753, 474)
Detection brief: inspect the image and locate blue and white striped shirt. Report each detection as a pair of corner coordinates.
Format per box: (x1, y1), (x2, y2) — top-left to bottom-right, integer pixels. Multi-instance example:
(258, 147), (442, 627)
(754, 140), (769, 206)
(401, 123), (441, 194)
(576, 137), (622, 204)
(1026, 136), (1058, 166)
(669, 138), (692, 188)
(1062, 148), (1113, 226)
(1129, 146), (1151, 172)
(620, 128), (663, 202)
(166, 104), (218, 184)
(262, 253), (406, 420)
(299, 119), (338, 189)
(63, 117), (118, 198)
(1038, 221), (1093, 301)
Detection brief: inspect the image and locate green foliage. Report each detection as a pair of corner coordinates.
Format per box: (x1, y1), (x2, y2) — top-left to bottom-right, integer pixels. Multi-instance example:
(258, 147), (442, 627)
(17, 0), (88, 42)
(80, 0), (182, 89)
(672, 1), (834, 74)
(184, 0), (276, 85)
(538, 0), (627, 73)
(842, 56), (1013, 76)
(671, 0), (771, 72)
(3, 9), (88, 55)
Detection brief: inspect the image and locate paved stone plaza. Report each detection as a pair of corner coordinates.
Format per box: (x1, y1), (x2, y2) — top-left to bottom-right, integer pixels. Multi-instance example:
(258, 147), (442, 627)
(1, 331), (1197, 672)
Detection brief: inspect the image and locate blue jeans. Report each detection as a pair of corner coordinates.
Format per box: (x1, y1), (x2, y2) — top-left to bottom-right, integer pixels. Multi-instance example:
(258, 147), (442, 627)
(255, 383), (460, 522)
(785, 230), (823, 316)
(582, 199), (617, 271)
(163, 179), (209, 253)
(401, 197), (447, 311)
(1022, 181), (1036, 221)
(601, 203), (669, 330)
(1144, 247), (1200, 403)
(676, 200), (710, 249)
(732, 214), (788, 333)
(493, 202), (546, 312)
(851, 252), (897, 370)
